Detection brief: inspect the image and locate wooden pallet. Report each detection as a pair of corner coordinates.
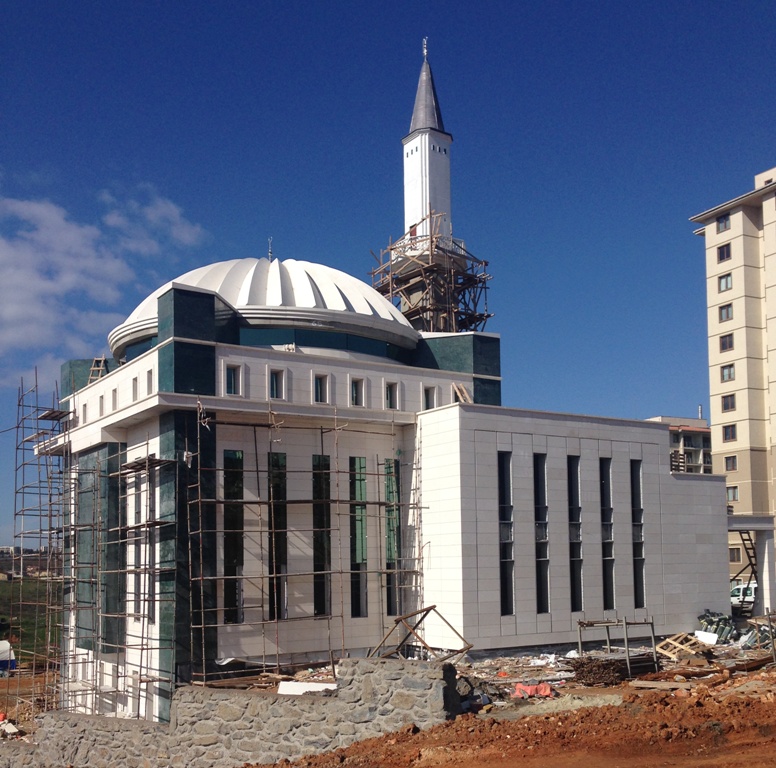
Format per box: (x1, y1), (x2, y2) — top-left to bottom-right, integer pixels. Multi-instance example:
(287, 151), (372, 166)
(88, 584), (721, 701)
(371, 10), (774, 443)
(656, 633), (709, 661)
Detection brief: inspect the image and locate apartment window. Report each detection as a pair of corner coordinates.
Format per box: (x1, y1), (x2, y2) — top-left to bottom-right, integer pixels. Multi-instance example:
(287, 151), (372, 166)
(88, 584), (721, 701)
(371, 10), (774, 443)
(534, 453), (550, 614)
(99, 395), (104, 418)
(111, 388), (118, 411)
(423, 386), (436, 411)
(722, 394), (736, 412)
(723, 424), (737, 442)
(631, 460), (645, 610)
(385, 382), (398, 410)
(719, 303), (733, 322)
(568, 456), (583, 613)
(225, 365), (241, 396)
(82, 404), (87, 425)
(729, 547), (742, 564)
(721, 364), (735, 382)
(314, 374), (328, 404)
(350, 378), (364, 407)
(725, 455), (738, 472)
(146, 369), (153, 396)
(716, 213), (730, 232)
(600, 457), (615, 611)
(720, 333), (734, 352)
(132, 377), (138, 402)
(498, 452), (514, 616)
(717, 243), (731, 262)
(718, 273), (732, 292)
(270, 369), (284, 399)
(726, 486), (739, 503)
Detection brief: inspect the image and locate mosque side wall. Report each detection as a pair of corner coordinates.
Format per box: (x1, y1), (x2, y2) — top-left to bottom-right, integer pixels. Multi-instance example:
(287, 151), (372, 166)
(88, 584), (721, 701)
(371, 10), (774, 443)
(419, 405), (729, 650)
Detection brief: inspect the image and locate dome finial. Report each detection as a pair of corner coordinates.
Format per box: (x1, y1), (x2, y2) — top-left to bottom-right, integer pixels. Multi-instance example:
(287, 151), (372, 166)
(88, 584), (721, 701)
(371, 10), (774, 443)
(268, 236), (273, 262)
(422, 37), (428, 59)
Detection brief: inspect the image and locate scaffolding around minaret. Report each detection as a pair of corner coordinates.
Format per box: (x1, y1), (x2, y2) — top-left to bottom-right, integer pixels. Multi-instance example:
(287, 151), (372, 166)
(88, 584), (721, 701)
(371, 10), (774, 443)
(371, 211), (492, 333)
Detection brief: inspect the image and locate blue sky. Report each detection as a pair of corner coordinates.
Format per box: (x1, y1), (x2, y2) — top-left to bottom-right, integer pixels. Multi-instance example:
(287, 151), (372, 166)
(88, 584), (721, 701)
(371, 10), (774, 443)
(1, 1), (775, 543)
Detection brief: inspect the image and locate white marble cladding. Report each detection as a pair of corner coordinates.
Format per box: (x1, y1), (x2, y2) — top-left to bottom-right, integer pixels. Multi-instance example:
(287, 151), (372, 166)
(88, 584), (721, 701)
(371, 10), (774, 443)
(417, 405), (729, 650)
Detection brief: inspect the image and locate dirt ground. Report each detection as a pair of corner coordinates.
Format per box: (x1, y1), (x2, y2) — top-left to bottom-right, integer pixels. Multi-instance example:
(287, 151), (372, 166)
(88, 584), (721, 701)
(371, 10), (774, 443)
(256, 671), (776, 768)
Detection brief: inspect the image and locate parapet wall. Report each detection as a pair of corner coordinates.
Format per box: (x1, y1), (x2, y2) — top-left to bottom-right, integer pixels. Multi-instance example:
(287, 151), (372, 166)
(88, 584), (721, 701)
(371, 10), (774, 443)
(0, 659), (459, 768)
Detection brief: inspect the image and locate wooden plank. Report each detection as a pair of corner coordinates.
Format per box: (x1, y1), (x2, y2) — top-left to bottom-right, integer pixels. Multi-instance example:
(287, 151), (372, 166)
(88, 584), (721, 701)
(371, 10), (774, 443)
(629, 680), (695, 690)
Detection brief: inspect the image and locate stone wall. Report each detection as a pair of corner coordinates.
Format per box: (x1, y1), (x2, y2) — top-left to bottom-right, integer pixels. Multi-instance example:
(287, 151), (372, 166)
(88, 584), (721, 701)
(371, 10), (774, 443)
(0, 659), (459, 768)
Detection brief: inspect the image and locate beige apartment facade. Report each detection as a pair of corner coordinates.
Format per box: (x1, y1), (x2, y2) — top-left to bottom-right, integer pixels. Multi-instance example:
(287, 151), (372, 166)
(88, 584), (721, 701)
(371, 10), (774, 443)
(691, 168), (776, 610)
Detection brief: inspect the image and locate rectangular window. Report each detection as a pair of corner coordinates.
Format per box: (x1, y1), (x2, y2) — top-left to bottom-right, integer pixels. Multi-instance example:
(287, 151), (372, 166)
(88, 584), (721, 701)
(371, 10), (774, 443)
(498, 451), (514, 616)
(725, 455), (738, 472)
(312, 454), (331, 616)
(314, 374), (328, 404)
(146, 369), (153, 396)
(729, 547), (742, 563)
(600, 457), (615, 611)
(717, 243), (731, 262)
(567, 455), (583, 613)
(384, 458), (401, 615)
(225, 365), (240, 396)
(726, 486), (739, 502)
(223, 450), (244, 624)
(270, 369), (284, 400)
(721, 364), (735, 382)
(722, 394), (736, 412)
(534, 453), (549, 614)
(716, 213), (730, 232)
(349, 457), (368, 618)
(111, 388), (118, 411)
(132, 377), (138, 402)
(723, 424), (737, 442)
(385, 382), (398, 410)
(631, 460), (645, 610)
(268, 452), (287, 620)
(350, 378), (364, 407)
(82, 404), (87, 425)
(718, 273), (732, 292)
(423, 386), (436, 411)
(719, 303), (733, 322)
(99, 396), (104, 418)
(720, 333), (734, 352)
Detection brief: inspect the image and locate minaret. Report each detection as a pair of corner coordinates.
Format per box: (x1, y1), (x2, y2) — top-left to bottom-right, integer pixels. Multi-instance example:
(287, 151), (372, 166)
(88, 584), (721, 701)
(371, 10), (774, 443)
(402, 39), (453, 239)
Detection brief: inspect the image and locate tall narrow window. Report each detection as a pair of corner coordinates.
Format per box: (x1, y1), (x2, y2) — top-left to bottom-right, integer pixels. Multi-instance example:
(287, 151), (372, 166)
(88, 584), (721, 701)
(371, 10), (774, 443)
(534, 453), (549, 614)
(423, 386), (436, 410)
(600, 457), (615, 611)
(568, 455), (583, 612)
(146, 369), (154, 396)
(225, 365), (240, 395)
(498, 452), (514, 616)
(385, 458), (401, 615)
(223, 450), (244, 624)
(630, 460), (645, 609)
(132, 377), (138, 402)
(99, 395), (104, 417)
(385, 382), (398, 410)
(351, 378), (364, 407)
(270, 369), (284, 400)
(314, 375), (328, 404)
(267, 452), (287, 620)
(312, 454), (331, 616)
(350, 457), (368, 617)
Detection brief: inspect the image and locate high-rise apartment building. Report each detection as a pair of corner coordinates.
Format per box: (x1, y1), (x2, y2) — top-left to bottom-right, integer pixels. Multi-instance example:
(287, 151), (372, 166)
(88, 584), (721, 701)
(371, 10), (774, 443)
(691, 169), (776, 610)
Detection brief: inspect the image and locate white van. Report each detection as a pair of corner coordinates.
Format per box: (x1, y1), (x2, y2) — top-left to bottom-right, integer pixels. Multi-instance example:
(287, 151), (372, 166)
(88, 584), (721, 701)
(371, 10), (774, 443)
(730, 582), (757, 611)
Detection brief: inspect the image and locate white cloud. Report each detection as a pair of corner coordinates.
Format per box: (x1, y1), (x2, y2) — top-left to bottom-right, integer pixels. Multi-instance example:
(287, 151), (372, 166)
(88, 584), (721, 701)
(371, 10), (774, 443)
(0, 186), (207, 384)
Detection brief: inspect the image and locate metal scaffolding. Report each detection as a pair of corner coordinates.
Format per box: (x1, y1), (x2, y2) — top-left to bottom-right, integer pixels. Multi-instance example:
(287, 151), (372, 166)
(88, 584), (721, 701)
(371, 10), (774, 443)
(372, 212), (492, 333)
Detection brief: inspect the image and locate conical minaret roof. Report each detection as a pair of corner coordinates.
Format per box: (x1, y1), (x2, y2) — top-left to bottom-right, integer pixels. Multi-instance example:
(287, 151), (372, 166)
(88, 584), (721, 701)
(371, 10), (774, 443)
(408, 44), (448, 136)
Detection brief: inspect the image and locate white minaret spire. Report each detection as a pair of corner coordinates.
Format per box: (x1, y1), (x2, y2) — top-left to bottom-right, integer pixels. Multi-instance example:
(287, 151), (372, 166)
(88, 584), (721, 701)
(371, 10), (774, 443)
(402, 40), (452, 239)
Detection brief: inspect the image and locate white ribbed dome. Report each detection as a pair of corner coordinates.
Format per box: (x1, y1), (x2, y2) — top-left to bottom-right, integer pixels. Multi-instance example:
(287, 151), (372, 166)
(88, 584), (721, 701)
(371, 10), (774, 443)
(108, 257), (418, 357)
